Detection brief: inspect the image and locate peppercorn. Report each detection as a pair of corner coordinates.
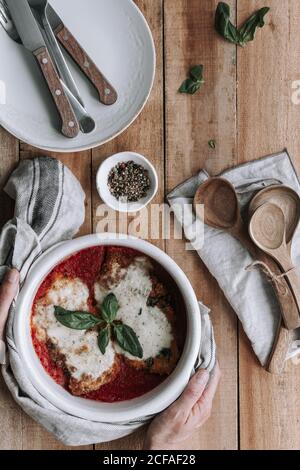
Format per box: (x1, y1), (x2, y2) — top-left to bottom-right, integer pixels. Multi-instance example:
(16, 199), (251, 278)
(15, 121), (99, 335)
(107, 161), (151, 202)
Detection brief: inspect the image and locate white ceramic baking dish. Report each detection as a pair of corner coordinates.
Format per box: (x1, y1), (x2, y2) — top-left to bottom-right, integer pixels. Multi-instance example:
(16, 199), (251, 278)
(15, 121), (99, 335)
(13, 234), (201, 422)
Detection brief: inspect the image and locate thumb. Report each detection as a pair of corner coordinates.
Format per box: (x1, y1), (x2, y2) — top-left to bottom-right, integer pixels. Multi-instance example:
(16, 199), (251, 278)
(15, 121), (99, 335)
(174, 369), (210, 413)
(0, 269), (19, 319)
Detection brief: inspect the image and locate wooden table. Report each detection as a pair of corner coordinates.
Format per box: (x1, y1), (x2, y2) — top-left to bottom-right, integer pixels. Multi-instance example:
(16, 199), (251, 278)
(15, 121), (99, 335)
(1, 0), (300, 450)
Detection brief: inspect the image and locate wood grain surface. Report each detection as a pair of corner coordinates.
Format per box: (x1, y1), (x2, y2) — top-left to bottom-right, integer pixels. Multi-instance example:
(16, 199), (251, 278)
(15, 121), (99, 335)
(1, 0), (300, 450)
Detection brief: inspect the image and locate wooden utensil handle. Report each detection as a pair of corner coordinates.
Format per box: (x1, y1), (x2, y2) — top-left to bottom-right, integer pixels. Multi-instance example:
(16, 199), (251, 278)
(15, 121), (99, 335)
(34, 47), (80, 138)
(254, 254), (300, 330)
(266, 322), (290, 374)
(283, 267), (300, 320)
(236, 225), (300, 330)
(54, 25), (118, 105)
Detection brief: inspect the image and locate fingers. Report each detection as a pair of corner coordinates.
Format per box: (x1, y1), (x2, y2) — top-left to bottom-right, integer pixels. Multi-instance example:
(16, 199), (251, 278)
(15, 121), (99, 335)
(200, 362), (221, 405)
(170, 369), (210, 417)
(190, 362), (221, 424)
(0, 269), (19, 321)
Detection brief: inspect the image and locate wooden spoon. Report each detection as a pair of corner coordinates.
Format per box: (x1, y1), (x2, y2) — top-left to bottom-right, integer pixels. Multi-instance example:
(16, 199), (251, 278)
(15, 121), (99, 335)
(193, 177), (252, 247)
(248, 186), (300, 373)
(249, 202), (300, 328)
(249, 185), (300, 255)
(194, 178), (295, 373)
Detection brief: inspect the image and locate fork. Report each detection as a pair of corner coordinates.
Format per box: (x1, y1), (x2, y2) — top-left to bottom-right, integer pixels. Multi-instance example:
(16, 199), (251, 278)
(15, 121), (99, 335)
(0, 0), (95, 134)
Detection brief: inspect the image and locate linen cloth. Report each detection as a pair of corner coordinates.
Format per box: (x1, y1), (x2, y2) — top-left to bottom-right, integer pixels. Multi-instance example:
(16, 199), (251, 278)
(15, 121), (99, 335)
(0, 156), (216, 446)
(167, 150), (300, 366)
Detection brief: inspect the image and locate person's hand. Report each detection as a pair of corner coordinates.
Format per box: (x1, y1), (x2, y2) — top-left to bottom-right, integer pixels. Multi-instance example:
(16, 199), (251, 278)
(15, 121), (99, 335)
(0, 269), (19, 341)
(144, 362), (221, 450)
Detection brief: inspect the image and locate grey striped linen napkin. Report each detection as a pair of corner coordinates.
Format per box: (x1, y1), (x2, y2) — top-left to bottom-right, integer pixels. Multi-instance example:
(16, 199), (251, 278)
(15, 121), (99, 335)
(167, 150), (300, 367)
(0, 156), (216, 446)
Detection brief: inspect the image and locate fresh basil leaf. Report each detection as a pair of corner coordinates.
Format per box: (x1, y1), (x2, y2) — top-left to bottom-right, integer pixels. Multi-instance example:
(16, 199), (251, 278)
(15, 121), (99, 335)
(178, 78), (200, 95)
(54, 306), (102, 330)
(238, 7), (270, 46)
(98, 326), (110, 355)
(208, 139), (216, 149)
(159, 348), (172, 360)
(215, 2), (240, 45)
(190, 64), (204, 81)
(145, 357), (154, 368)
(101, 293), (119, 323)
(113, 323), (143, 359)
(179, 65), (204, 95)
(215, 2), (269, 47)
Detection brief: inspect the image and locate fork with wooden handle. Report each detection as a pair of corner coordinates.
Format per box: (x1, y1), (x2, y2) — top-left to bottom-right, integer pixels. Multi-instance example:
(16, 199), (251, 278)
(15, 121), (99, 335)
(5, 0), (80, 138)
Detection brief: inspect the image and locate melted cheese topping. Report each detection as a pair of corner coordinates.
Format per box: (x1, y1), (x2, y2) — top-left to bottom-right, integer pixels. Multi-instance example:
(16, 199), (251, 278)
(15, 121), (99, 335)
(94, 258), (173, 361)
(33, 277), (115, 381)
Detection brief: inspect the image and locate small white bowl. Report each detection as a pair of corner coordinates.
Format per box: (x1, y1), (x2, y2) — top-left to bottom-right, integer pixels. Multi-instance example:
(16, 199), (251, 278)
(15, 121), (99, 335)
(96, 151), (158, 213)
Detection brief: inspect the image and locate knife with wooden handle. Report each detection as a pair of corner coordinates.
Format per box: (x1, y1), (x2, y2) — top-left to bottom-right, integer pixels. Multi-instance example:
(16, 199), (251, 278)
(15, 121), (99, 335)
(47, 5), (118, 105)
(6, 0), (80, 138)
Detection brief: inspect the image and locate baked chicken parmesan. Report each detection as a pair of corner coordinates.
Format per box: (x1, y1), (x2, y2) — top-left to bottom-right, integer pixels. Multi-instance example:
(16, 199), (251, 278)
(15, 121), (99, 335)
(31, 246), (184, 402)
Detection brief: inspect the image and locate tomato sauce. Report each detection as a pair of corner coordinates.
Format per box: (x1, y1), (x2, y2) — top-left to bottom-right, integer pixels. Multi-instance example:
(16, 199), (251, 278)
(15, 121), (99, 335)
(31, 246), (167, 402)
(84, 359), (165, 403)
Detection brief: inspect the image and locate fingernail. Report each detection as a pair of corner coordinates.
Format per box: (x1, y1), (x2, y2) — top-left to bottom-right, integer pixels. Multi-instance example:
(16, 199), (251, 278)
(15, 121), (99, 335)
(196, 370), (209, 384)
(6, 269), (19, 284)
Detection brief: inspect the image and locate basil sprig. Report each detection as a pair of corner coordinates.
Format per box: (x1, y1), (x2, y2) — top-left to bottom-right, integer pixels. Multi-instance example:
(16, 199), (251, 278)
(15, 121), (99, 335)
(179, 65), (204, 95)
(101, 293), (119, 323)
(215, 2), (270, 47)
(113, 324), (143, 359)
(54, 293), (143, 359)
(98, 326), (110, 355)
(54, 306), (103, 330)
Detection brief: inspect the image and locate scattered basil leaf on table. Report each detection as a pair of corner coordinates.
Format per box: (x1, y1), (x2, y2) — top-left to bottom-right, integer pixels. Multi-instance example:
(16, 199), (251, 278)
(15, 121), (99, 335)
(238, 7), (270, 46)
(189, 65), (204, 81)
(215, 2), (240, 45)
(179, 64), (204, 95)
(215, 2), (270, 47)
(98, 326), (110, 354)
(208, 140), (216, 149)
(101, 293), (119, 323)
(54, 306), (103, 330)
(113, 323), (143, 359)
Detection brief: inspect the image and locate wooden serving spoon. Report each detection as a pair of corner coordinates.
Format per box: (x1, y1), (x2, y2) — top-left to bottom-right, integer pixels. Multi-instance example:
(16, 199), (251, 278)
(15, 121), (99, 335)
(249, 202), (300, 327)
(249, 185), (300, 255)
(194, 178), (295, 373)
(248, 186), (300, 373)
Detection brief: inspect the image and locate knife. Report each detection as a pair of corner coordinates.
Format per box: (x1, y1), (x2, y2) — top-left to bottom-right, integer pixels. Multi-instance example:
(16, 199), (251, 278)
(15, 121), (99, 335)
(5, 0), (80, 138)
(47, 4), (118, 105)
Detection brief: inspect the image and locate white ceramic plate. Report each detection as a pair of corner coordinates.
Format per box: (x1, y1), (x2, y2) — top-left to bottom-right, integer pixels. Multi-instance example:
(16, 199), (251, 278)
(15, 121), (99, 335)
(14, 234), (201, 422)
(0, 0), (155, 152)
